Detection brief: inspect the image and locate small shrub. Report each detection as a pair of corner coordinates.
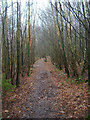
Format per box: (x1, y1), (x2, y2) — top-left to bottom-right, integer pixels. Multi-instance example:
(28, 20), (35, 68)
(85, 79), (88, 83)
(86, 90), (90, 93)
(76, 79), (84, 84)
(75, 76), (84, 84)
(61, 82), (64, 85)
(27, 71), (29, 76)
(71, 80), (74, 83)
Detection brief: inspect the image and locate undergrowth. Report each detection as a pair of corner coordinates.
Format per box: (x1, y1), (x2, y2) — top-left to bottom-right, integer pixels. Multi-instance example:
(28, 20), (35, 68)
(2, 74), (16, 92)
(85, 114), (90, 120)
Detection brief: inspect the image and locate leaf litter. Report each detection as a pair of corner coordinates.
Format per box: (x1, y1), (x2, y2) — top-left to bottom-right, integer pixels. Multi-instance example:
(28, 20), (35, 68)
(2, 58), (89, 119)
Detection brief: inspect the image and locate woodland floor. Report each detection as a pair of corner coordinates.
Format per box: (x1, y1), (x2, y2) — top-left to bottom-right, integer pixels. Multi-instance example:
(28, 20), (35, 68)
(2, 57), (89, 119)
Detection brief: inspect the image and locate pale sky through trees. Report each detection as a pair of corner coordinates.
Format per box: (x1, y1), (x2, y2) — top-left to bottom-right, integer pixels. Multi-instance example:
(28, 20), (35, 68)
(1, 0), (87, 16)
(1, 0), (50, 25)
(0, 0), (88, 26)
(2, 0), (85, 10)
(6, 0), (49, 9)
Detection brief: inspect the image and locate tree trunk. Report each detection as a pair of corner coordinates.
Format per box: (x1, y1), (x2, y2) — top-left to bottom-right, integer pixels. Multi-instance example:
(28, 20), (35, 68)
(11, 0), (14, 85)
(16, 1), (20, 87)
(88, 1), (90, 85)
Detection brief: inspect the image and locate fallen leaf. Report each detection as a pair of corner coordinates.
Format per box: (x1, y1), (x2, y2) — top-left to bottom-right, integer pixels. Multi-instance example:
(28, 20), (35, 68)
(5, 110), (8, 113)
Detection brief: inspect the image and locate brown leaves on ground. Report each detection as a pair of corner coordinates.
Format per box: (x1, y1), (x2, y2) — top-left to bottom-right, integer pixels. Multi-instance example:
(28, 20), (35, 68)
(45, 58), (89, 118)
(2, 57), (89, 119)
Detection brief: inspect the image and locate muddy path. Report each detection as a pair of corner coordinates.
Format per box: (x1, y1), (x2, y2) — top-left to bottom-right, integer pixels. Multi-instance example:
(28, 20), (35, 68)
(20, 59), (64, 118)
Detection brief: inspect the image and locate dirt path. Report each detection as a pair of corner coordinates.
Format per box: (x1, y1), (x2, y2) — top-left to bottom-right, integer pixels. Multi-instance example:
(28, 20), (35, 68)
(2, 58), (88, 119)
(19, 59), (64, 118)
